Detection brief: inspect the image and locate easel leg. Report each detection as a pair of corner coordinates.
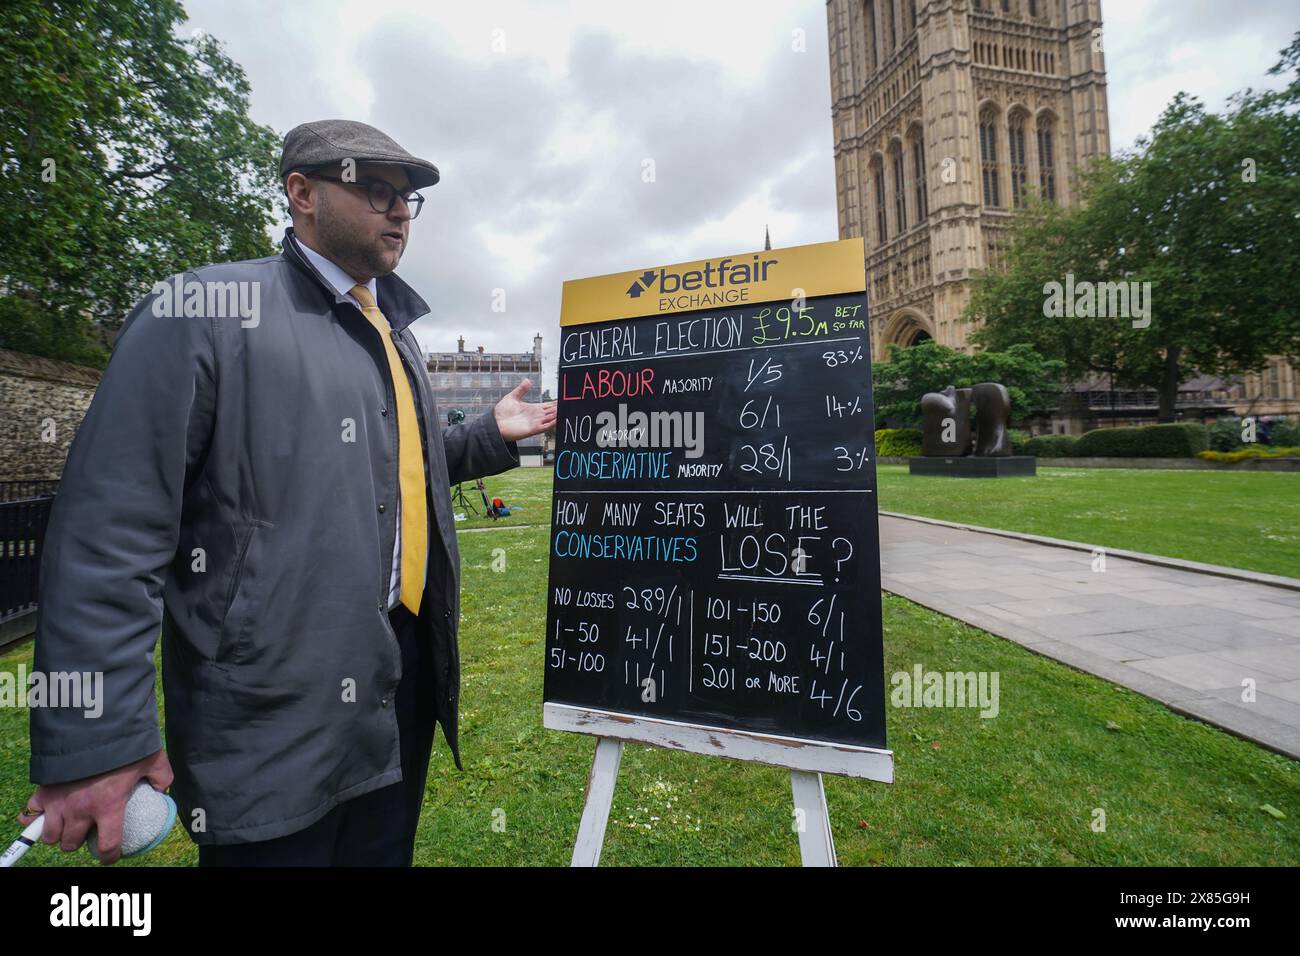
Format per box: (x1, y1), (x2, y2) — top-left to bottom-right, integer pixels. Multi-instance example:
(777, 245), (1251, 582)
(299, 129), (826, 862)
(790, 770), (837, 867)
(571, 737), (623, 867)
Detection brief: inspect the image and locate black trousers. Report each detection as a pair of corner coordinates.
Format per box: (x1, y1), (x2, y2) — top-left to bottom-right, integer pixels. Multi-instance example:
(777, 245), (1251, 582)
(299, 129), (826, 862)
(197, 602), (439, 866)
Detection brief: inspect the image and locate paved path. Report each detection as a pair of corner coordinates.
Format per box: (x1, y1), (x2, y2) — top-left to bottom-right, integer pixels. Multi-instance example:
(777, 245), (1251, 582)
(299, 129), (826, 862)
(879, 514), (1300, 760)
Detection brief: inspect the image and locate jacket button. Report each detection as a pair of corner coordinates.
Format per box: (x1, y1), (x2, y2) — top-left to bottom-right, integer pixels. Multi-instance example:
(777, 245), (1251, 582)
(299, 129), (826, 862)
(378, 503), (386, 513)
(380, 406), (389, 416)
(443, 609), (451, 619)
(380, 696), (389, 707)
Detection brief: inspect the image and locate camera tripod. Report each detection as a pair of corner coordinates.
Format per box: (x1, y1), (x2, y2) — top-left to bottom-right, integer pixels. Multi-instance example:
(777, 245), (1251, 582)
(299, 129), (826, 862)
(451, 480), (478, 516)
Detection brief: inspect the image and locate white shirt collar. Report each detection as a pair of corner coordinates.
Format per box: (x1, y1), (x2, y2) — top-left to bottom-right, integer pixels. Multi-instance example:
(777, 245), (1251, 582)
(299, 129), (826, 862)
(293, 234), (378, 310)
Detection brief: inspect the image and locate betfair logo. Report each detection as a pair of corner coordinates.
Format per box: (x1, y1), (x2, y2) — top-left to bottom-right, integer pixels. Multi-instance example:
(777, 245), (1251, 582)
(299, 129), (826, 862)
(625, 255), (780, 299)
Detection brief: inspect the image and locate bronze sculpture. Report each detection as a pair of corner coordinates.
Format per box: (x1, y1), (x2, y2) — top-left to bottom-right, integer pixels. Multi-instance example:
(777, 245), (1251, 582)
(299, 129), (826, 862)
(920, 385), (972, 456)
(919, 382), (1012, 457)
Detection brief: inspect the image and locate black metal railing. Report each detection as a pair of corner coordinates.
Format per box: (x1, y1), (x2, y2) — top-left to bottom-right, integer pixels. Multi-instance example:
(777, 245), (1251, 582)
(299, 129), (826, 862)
(0, 491), (55, 623)
(0, 480), (59, 503)
(1081, 390), (1236, 410)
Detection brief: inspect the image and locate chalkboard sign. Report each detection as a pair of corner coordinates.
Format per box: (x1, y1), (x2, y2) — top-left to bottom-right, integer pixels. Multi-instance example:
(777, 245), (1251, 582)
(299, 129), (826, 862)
(544, 238), (888, 776)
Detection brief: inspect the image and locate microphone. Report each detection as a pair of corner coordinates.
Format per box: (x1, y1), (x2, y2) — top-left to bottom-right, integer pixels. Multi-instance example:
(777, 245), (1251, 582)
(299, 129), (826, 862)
(1, 780), (177, 867)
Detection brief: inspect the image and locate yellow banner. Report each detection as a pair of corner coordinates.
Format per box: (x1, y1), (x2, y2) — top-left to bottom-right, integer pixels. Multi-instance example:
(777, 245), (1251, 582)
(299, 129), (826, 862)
(560, 237), (866, 328)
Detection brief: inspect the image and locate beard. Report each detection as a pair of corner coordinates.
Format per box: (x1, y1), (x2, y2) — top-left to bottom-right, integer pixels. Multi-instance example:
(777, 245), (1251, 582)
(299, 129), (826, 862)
(314, 189), (403, 279)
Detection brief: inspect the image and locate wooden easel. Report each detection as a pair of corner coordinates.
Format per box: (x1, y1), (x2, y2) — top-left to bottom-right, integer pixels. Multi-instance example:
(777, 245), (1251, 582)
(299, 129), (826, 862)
(547, 703), (893, 868)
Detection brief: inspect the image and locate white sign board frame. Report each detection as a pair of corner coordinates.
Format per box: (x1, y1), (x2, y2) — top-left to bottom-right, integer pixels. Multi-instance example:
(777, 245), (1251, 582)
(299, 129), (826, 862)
(545, 702), (894, 866)
(547, 238), (893, 866)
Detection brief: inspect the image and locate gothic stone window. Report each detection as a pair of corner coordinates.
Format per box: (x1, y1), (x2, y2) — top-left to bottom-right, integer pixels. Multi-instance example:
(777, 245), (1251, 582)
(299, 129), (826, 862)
(872, 157), (888, 246)
(1008, 111), (1028, 207)
(1267, 359), (1284, 399)
(979, 107), (1001, 208)
(1037, 114), (1057, 202)
(865, 1), (878, 72)
(891, 140), (907, 232)
(911, 132), (928, 221)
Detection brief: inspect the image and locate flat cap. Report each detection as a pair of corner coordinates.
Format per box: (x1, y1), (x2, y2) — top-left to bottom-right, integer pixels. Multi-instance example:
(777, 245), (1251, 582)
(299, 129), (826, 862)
(280, 119), (440, 189)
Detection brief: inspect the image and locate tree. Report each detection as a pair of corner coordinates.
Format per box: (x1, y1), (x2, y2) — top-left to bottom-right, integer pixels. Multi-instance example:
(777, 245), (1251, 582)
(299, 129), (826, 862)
(967, 34), (1300, 421)
(871, 341), (1064, 428)
(0, 0), (284, 366)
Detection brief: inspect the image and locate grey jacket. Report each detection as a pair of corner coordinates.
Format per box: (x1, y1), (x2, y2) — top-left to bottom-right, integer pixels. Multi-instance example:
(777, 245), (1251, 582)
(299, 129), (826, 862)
(28, 229), (519, 844)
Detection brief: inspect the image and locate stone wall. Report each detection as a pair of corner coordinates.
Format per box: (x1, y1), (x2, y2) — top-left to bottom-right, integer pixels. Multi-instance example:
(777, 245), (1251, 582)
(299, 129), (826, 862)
(0, 349), (101, 482)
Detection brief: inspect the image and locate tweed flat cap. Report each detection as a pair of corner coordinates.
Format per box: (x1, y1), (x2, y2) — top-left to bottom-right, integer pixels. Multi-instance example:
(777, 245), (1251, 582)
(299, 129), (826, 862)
(280, 119), (440, 189)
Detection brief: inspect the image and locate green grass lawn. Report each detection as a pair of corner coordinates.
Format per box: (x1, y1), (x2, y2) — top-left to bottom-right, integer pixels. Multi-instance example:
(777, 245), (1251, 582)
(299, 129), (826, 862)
(877, 464), (1300, 580)
(450, 466), (550, 531)
(3, 464), (1297, 865)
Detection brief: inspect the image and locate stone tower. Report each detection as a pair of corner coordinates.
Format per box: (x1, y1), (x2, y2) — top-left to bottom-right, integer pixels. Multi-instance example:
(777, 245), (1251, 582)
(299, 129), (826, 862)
(827, 0), (1110, 358)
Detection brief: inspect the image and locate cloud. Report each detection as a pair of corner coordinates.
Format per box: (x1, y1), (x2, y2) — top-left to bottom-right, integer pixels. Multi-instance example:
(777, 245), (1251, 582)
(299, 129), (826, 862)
(1103, 0), (1295, 151)
(180, 0), (1295, 390)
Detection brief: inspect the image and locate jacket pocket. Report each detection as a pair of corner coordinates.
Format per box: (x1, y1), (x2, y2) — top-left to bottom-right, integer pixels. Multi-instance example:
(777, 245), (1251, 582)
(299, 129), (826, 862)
(217, 519), (272, 665)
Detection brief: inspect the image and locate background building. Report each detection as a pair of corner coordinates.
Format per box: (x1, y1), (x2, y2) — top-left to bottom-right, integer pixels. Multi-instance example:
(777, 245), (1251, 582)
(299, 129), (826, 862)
(826, 0), (1296, 426)
(827, 0), (1110, 357)
(426, 334), (546, 467)
(1044, 366), (1300, 433)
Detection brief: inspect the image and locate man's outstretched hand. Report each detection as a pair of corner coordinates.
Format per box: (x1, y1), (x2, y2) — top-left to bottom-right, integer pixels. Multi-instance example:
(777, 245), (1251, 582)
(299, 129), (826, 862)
(493, 378), (557, 442)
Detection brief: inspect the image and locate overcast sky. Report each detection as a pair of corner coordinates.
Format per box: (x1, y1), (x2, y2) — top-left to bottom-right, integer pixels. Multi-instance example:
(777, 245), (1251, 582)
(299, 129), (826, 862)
(184, 0), (1297, 394)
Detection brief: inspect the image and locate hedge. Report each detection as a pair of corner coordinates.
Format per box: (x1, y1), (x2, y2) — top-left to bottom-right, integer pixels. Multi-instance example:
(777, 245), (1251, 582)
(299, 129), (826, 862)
(1072, 423), (1209, 458)
(874, 428), (923, 458)
(876, 423), (1212, 459)
(1024, 434), (1079, 457)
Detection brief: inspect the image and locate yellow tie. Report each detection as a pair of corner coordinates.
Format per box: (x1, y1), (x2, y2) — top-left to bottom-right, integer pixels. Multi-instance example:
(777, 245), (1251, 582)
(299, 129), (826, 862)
(350, 284), (427, 615)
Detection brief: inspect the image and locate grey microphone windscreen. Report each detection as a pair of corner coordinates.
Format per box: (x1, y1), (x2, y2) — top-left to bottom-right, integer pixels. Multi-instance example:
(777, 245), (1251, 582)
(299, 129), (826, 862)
(87, 781), (177, 861)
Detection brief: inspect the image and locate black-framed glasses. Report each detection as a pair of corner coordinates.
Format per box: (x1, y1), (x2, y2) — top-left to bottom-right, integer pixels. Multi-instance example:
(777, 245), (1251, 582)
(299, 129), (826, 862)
(306, 173), (424, 219)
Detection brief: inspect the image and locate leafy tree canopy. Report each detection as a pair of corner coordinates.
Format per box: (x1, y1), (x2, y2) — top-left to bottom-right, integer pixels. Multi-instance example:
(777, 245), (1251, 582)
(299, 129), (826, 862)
(0, 0), (284, 366)
(871, 340), (1065, 428)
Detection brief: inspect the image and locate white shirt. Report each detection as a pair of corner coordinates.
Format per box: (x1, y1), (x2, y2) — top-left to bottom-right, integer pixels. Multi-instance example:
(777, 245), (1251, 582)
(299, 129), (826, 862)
(294, 235), (419, 611)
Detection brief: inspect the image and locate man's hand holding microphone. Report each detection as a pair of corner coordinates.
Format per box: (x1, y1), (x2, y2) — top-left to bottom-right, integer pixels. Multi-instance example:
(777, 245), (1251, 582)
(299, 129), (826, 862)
(6, 748), (175, 866)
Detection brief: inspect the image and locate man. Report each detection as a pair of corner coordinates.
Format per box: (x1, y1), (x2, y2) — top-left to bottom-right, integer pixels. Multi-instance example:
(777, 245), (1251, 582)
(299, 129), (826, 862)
(19, 120), (556, 865)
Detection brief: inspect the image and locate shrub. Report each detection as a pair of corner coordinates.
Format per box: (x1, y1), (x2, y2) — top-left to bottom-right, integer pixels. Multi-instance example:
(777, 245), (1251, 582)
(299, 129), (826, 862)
(1024, 434), (1080, 457)
(1267, 419), (1300, 447)
(1211, 416), (1300, 449)
(1198, 445), (1300, 463)
(874, 428), (923, 458)
(1208, 417), (1245, 451)
(0, 296), (109, 368)
(1007, 429), (1031, 454)
(1073, 423), (1209, 458)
